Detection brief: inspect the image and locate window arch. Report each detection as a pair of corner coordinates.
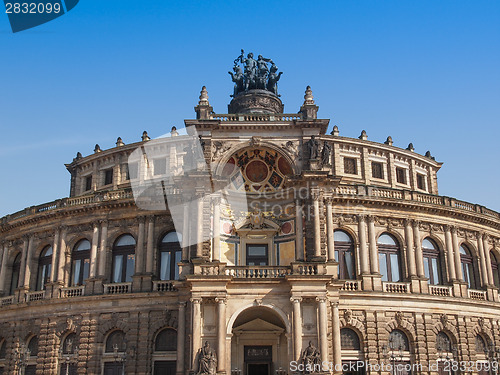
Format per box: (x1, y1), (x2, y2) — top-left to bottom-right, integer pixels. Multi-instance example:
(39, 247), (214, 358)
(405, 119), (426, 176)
(389, 329), (409, 351)
(378, 233), (402, 282)
(112, 235), (136, 283)
(475, 335), (487, 354)
(422, 238), (442, 285)
(159, 232), (182, 281)
(340, 328), (361, 350)
(0, 338), (6, 359)
(436, 332), (452, 353)
(27, 336), (38, 357)
(460, 245), (478, 289)
(334, 230), (355, 280)
(155, 328), (177, 352)
(10, 253), (21, 295)
(71, 240), (91, 286)
(37, 246), (52, 290)
(490, 251), (500, 288)
(105, 330), (126, 353)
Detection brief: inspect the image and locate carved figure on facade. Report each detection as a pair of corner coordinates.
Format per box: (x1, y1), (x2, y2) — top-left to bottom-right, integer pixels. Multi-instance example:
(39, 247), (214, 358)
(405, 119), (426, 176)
(301, 341), (321, 373)
(231, 50), (282, 96)
(197, 341), (217, 375)
(321, 141), (332, 165)
(306, 136), (320, 160)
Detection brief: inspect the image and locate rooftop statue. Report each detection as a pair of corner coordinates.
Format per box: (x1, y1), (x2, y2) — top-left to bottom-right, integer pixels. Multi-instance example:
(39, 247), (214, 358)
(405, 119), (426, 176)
(229, 49), (283, 97)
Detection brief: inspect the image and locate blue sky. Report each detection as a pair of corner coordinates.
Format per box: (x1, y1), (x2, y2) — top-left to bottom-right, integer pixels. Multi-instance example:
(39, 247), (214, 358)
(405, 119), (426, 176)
(0, 0), (499, 217)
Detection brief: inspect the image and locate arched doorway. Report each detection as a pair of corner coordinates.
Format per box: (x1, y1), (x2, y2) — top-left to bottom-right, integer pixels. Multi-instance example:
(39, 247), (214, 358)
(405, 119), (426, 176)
(230, 306), (289, 375)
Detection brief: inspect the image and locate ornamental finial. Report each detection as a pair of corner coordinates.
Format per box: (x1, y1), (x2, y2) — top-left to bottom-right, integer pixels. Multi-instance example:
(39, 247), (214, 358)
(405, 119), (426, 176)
(198, 86), (210, 106)
(304, 86), (315, 105)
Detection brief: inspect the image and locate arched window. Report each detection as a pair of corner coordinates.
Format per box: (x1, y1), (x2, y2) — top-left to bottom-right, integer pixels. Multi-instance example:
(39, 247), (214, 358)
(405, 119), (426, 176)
(490, 251), (500, 288)
(475, 335), (487, 354)
(436, 332), (452, 353)
(71, 240), (91, 286)
(27, 336), (38, 357)
(0, 338), (6, 359)
(155, 328), (177, 352)
(378, 234), (402, 282)
(389, 329), (409, 351)
(422, 238), (442, 285)
(62, 333), (78, 354)
(37, 246), (52, 290)
(159, 232), (182, 281)
(112, 235), (136, 283)
(340, 328), (361, 350)
(105, 330), (126, 353)
(10, 253), (21, 295)
(334, 230), (355, 280)
(460, 245), (477, 289)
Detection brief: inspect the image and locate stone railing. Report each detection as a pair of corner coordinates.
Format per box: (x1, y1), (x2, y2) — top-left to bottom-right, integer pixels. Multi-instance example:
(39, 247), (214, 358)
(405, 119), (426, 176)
(60, 286), (85, 298)
(468, 289), (487, 301)
(225, 266), (292, 279)
(429, 285), (453, 297)
(2, 185), (500, 226)
(103, 282), (132, 295)
(341, 280), (361, 291)
(0, 296), (14, 306)
(153, 280), (178, 292)
(383, 282), (410, 294)
(25, 290), (45, 302)
(198, 263), (225, 276)
(210, 113), (302, 122)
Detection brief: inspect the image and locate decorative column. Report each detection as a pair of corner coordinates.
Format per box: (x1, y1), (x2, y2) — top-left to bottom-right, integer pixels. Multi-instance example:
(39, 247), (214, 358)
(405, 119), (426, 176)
(482, 235), (494, 285)
(477, 232), (489, 287)
(191, 298), (202, 370)
(290, 297), (303, 360)
(404, 220), (417, 277)
(444, 226), (456, 281)
(331, 302), (342, 375)
(212, 197), (221, 262)
(18, 236), (29, 288)
(325, 198), (335, 262)
(451, 227), (463, 281)
(295, 199), (304, 261)
(216, 297), (227, 373)
(316, 297), (328, 365)
(89, 222), (99, 278)
(313, 191), (322, 259)
(98, 221), (108, 277)
(23, 235), (35, 288)
(413, 221), (425, 278)
(146, 217), (155, 274)
(135, 218), (145, 274)
(182, 201), (190, 261)
(0, 242), (8, 294)
(57, 227), (68, 284)
(50, 228), (60, 282)
(196, 193), (204, 258)
(367, 216), (379, 273)
(358, 216), (369, 275)
(176, 302), (186, 375)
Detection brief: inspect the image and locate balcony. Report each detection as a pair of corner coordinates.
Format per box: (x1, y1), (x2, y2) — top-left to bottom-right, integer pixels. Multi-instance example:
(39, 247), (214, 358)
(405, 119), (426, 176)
(153, 280), (178, 292)
(60, 286), (85, 298)
(467, 289), (487, 301)
(225, 266), (292, 279)
(103, 282), (132, 295)
(383, 282), (410, 294)
(25, 290), (45, 302)
(429, 285), (452, 297)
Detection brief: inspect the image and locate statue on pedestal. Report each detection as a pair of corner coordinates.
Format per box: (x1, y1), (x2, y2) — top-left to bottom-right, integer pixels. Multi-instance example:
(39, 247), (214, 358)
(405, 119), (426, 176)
(197, 341), (217, 375)
(301, 341), (321, 374)
(306, 136), (320, 160)
(321, 141), (332, 165)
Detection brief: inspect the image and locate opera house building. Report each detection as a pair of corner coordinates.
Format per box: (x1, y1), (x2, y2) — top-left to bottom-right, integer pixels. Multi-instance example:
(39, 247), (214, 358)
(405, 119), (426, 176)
(0, 55), (499, 375)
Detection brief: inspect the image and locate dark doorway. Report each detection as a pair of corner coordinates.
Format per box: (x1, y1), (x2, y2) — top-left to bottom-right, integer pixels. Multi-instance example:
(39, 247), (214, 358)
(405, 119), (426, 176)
(154, 360), (176, 375)
(248, 363), (269, 375)
(104, 362), (123, 375)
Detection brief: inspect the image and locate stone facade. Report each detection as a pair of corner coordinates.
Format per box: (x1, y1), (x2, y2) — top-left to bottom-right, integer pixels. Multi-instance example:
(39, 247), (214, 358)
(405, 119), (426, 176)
(0, 86), (499, 375)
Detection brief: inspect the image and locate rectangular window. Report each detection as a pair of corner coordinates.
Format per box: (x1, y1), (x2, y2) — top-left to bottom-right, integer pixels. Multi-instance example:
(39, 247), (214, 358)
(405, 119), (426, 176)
(246, 244), (268, 266)
(371, 162), (384, 179)
(396, 167), (407, 184)
(85, 176), (92, 191)
(104, 169), (113, 185)
(344, 158), (357, 175)
(417, 174), (426, 190)
(154, 158), (166, 176)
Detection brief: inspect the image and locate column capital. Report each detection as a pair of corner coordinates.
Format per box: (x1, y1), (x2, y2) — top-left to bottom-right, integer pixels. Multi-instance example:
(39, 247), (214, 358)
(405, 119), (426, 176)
(403, 218), (413, 227)
(190, 297), (202, 304)
(330, 301), (340, 308)
(92, 221), (100, 229)
(412, 219), (421, 228)
(290, 297), (303, 304)
(147, 215), (155, 223)
(323, 197), (334, 205)
(356, 214), (366, 223)
(178, 301), (187, 308)
(99, 219), (109, 226)
(215, 297), (227, 305)
(315, 296), (327, 303)
(311, 190), (321, 201)
(367, 214), (375, 223)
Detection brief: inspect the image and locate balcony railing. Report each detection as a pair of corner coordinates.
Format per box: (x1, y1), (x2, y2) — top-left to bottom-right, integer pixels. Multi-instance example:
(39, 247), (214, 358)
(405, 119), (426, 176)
(468, 289), (487, 301)
(429, 285), (453, 297)
(341, 280), (361, 291)
(225, 266), (292, 279)
(153, 280), (177, 292)
(0, 296), (14, 306)
(103, 282), (132, 295)
(60, 286), (85, 298)
(25, 290), (45, 302)
(383, 282), (410, 294)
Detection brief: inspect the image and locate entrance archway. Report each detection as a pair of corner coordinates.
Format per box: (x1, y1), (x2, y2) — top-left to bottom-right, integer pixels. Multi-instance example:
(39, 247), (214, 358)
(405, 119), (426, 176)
(230, 306), (289, 375)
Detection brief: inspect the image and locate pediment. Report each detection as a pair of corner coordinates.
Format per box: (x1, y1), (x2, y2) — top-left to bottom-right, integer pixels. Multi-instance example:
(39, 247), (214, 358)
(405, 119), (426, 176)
(233, 318), (284, 333)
